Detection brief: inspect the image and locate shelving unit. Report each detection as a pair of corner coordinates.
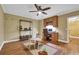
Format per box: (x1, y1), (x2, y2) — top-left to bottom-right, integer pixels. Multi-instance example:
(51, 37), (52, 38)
(19, 20), (32, 41)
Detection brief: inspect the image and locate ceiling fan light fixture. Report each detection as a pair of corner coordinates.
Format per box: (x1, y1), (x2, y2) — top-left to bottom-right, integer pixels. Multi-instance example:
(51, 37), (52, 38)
(38, 11), (42, 14)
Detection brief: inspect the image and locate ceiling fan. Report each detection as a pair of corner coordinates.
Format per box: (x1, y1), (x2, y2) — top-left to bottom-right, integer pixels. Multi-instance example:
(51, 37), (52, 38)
(29, 4), (51, 16)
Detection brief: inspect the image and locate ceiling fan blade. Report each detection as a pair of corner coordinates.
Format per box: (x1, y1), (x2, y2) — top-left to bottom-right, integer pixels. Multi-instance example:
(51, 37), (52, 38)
(37, 13), (39, 16)
(34, 4), (39, 10)
(29, 11), (38, 12)
(42, 12), (47, 15)
(42, 7), (51, 11)
(39, 6), (42, 10)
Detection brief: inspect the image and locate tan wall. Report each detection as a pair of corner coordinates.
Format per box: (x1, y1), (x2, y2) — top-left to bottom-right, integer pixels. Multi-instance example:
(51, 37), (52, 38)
(58, 11), (79, 42)
(5, 14), (41, 41)
(58, 15), (67, 41)
(38, 20), (44, 39)
(0, 5), (5, 48)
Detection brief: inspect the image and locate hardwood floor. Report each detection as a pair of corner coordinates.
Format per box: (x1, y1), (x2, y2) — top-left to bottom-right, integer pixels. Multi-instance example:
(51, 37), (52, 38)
(58, 38), (79, 54)
(0, 38), (79, 55)
(0, 41), (32, 55)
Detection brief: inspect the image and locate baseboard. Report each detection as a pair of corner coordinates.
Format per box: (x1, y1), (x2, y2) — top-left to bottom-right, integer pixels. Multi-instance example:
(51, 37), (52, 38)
(70, 36), (79, 39)
(58, 39), (69, 43)
(4, 39), (19, 43)
(0, 39), (19, 51)
(0, 41), (5, 50)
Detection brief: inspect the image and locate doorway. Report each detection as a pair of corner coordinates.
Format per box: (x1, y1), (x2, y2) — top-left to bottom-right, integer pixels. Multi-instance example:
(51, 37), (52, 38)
(67, 15), (79, 42)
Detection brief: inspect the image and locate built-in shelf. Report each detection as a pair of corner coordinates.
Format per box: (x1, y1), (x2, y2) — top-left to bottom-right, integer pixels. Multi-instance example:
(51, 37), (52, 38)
(19, 19), (32, 41)
(20, 29), (31, 31)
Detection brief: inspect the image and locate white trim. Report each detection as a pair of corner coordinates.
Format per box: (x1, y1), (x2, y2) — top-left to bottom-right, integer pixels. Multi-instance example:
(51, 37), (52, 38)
(70, 36), (79, 39)
(0, 41), (5, 50)
(4, 39), (19, 43)
(67, 17), (70, 43)
(0, 39), (19, 51)
(58, 39), (69, 43)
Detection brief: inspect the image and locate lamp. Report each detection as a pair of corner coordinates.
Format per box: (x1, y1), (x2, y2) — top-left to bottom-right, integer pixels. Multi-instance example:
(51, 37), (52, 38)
(46, 25), (57, 32)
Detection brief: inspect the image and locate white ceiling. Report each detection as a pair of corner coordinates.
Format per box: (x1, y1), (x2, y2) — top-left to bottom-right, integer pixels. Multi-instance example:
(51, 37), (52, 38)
(2, 4), (79, 20)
